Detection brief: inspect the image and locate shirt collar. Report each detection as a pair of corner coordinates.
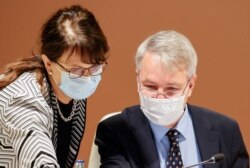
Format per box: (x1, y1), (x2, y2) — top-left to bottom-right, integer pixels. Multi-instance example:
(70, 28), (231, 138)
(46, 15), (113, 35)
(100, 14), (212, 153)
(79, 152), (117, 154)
(149, 105), (190, 143)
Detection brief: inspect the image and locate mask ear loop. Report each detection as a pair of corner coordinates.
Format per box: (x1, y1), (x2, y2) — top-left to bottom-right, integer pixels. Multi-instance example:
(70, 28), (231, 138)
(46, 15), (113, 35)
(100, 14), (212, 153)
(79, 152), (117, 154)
(50, 63), (65, 88)
(180, 76), (194, 112)
(181, 76), (193, 97)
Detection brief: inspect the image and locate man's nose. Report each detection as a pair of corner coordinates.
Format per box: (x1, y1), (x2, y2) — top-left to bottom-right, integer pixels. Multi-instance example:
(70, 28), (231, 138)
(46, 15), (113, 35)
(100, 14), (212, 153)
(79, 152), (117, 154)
(155, 89), (167, 99)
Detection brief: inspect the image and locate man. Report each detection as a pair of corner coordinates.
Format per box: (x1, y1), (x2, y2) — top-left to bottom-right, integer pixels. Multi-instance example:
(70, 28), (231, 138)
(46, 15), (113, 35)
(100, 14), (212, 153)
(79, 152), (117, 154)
(95, 30), (249, 168)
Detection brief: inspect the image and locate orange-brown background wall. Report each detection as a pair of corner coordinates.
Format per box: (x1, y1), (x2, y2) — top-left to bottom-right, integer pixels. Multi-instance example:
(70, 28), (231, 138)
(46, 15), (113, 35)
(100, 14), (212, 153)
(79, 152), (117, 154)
(1, 0), (249, 165)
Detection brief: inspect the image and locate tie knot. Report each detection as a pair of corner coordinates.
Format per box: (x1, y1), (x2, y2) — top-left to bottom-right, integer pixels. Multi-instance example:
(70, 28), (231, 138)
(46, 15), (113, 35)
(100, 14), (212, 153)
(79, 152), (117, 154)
(166, 129), (180, 144)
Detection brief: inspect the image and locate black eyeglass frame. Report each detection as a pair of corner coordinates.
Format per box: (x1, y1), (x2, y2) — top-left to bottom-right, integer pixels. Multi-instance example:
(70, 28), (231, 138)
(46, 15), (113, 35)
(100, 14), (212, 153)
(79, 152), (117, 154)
(55, 61), (107, 78)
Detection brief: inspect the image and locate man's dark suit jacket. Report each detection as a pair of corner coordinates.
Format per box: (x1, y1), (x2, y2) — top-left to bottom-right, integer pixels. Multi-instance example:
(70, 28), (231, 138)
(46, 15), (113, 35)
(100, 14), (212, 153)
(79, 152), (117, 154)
(95, 104), (249, 168)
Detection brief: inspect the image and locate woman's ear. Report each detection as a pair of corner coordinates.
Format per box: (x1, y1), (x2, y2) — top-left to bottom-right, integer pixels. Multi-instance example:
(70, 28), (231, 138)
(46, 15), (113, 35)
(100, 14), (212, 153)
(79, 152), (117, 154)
(41, 54), (53, 75)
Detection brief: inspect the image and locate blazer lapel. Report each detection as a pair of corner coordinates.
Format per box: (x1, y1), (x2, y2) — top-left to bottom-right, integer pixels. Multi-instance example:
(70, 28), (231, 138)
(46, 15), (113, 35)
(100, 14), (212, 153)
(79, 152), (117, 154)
(128, 108), (161, 168)
(66, 99), (86, 167)
(189, 105), (220, 168)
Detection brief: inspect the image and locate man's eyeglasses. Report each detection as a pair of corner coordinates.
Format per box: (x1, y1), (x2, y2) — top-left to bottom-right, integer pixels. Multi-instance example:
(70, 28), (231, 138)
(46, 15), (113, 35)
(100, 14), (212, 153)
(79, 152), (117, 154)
(55, 62), (106, 78)
(139, 79), (191, 98)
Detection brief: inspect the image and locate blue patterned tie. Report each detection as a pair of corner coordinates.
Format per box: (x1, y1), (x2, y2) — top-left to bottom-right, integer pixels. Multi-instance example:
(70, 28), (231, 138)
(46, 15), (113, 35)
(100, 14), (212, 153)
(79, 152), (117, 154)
(166, 129), (184, 168)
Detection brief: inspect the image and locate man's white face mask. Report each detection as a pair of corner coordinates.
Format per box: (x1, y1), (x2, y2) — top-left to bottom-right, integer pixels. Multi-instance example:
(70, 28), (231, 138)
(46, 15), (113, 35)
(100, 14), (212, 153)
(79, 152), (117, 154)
(138, 80), (190, 127)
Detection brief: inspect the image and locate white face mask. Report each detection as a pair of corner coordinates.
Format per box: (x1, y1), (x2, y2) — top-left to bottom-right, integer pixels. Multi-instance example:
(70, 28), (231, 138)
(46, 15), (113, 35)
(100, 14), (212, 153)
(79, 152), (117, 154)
(51, 64), (101, 100)
(138, 77), (191, 127)
(139, 92), (186, 127)
(59, 71), (101, 99)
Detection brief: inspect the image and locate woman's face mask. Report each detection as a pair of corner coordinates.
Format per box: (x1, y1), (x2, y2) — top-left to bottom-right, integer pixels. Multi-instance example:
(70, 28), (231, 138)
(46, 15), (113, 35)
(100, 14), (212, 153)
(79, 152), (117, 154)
(52, 62), (102, 100)
(59, 71), (101, 99)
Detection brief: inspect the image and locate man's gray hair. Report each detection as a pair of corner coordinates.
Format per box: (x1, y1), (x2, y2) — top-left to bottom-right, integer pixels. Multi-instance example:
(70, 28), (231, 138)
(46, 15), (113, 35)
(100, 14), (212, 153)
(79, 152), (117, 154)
(135, 30), (197, 78)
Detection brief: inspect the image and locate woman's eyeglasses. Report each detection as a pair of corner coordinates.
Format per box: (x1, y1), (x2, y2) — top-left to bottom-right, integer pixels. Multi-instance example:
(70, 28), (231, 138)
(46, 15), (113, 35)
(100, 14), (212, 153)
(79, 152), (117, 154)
(55, 62), (106, 78)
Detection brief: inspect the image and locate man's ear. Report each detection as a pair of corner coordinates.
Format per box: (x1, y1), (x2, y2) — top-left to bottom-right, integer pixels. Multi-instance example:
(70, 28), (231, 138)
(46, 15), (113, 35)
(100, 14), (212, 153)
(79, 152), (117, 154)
(41, 54), (53, 75)
(135, 69), (141, 90)
(187, 74), (197, 97)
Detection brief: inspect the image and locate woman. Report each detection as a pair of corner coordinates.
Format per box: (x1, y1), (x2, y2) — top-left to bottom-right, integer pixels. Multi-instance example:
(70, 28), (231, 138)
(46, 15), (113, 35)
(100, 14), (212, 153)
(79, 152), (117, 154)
(0, 5), (109, 168)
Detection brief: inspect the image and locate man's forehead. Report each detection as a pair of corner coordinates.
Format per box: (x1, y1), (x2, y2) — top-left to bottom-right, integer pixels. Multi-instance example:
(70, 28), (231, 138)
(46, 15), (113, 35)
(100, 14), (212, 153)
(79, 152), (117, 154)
(138, 70), (188, 86)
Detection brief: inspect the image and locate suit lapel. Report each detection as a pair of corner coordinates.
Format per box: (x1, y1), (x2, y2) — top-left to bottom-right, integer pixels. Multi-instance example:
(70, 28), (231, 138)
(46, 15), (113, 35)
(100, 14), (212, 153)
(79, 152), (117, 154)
(128, 108), (161, 168)
(189, 105), (220, 168)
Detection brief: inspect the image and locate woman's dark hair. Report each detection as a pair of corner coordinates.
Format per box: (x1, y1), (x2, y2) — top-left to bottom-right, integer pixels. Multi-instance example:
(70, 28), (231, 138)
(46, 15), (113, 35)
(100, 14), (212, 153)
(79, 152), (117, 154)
(0, 5), (109, 89)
